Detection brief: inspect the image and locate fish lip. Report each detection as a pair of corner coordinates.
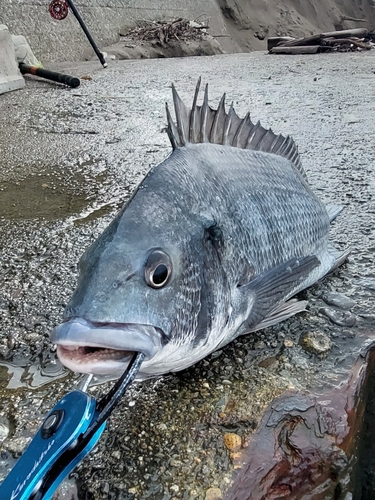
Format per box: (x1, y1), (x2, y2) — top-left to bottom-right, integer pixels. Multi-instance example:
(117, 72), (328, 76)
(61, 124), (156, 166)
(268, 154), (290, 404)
(51, 317), (164, 363)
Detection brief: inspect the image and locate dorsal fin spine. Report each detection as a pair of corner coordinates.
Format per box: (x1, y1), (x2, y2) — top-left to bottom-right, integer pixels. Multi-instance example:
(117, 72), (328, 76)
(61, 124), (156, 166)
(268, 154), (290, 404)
(210, 93), (226, 143)
(166, 79), (307, 180)
(223, 103), (235, 146)
(189, 77), (201, 143)
(172, 84), (188, 145)
(245, 121), (260, 148)
(201, 84), (209, 143)
(233, 112), (250, 148)
(166, 103), (180, 148)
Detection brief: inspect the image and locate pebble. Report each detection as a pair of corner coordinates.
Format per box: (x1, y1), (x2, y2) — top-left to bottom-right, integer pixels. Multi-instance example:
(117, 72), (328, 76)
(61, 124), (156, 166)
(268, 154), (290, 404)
(319, 307), (356, 327)
(52, 477), (79, 500)
(170, 458), (182, 467)
(322, 292), (355, 310)
(254, 341), (266, 349)
(359, 278), (375, 292)
(205, 487), (222, 500)
(5, 436), (32, 454)
(0, 417), (10, 442)
(223, 433), (242, 452)
(284, 339), (294, 348)
(300, 331), (332, 355)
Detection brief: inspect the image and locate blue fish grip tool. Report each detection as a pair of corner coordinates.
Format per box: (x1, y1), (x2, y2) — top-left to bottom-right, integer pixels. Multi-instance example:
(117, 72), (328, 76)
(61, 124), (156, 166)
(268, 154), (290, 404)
(0, 352), (145, 500)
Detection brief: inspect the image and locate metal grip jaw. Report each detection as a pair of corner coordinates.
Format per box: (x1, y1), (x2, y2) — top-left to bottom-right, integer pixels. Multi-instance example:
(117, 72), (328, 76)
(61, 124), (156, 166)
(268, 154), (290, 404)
(0, 390), (105, 500)
(0, 352), (145, 500)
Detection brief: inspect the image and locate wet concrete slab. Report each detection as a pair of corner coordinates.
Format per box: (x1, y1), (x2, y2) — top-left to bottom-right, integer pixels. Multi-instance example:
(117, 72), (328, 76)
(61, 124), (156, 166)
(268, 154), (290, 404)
(0, 51), (374, 499)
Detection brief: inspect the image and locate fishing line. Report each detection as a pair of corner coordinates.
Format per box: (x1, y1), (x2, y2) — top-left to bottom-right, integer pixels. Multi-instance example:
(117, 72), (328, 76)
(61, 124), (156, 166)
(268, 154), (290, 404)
(91, 351), (145, 431)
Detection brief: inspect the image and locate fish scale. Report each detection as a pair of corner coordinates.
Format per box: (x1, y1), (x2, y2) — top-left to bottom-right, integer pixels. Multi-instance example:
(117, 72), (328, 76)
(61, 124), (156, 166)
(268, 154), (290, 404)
(163, 144), (328, 274)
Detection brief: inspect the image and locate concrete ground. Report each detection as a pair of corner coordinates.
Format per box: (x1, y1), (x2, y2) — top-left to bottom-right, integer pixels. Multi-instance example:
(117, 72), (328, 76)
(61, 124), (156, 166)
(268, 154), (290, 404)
(0, 51), (375, 499)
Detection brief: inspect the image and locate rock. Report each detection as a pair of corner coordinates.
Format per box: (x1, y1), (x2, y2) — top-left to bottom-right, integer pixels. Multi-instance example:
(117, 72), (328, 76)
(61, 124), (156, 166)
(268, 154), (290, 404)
(4, 436), (31, 455)
(226, 345), (375, 499)
(322, 292), (356, 310)
(0, 25), (25, 95)
(223, 433), (242, 452)
(11, 34), (41, 67)
(300, 331), (332, 355)
(0, 417), (9, 442)
(205, 487), (222, 500)
(319, 307), (356, 327)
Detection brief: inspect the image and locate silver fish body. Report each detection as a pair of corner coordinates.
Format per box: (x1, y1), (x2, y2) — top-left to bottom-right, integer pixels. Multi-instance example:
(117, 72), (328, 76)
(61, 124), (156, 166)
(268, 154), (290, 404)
(51, 80), (347, 379)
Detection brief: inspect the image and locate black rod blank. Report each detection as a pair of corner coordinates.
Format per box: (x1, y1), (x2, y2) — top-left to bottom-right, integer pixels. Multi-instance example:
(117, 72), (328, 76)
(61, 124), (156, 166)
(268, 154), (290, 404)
(66, 0), (107, 67)
(19, 63), (81, 88)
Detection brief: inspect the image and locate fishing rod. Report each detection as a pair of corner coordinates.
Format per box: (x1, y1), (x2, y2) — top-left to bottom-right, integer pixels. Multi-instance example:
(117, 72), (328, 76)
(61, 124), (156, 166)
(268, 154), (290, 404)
(19, 63), (80, 88)
(0, 352), (145, 500)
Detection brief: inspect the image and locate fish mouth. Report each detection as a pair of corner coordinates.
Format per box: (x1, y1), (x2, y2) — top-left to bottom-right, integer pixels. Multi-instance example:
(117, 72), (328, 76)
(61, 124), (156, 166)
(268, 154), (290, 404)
(51, 317), (164, 375)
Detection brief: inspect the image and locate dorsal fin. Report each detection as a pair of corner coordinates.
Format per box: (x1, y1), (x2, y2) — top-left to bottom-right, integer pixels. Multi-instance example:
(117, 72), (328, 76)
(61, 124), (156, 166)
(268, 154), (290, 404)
(166, 78), (306, 180)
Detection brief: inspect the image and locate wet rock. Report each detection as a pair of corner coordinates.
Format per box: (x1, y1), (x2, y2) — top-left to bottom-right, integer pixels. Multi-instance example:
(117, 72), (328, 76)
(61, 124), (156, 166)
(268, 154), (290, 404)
(226, 347), (375, 499)
(319, 307), (356, 327)
(223, 433), (242, 452)
(323, 292), (356, 309)
(283, 339), (294, 348)
(206, 487), (223, 500)
(54, 478), (79, 500)
(4, 436), (32, 455)
(0, 416), (9, 442)
(300, 331), (332, 355)
(359, 278), (375, 293)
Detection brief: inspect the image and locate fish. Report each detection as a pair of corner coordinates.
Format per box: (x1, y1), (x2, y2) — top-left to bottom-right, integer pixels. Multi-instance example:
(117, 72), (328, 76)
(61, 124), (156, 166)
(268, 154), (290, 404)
(51, 79), (349, 379)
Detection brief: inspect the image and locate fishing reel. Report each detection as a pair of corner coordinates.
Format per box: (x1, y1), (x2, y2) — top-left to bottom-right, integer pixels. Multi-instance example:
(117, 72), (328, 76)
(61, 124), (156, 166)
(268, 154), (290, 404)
(49, 0), (69, 20)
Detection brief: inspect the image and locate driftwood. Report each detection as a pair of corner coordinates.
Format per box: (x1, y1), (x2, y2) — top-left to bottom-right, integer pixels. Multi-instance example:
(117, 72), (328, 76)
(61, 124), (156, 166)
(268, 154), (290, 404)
(323, 37), (372, 50)
(321, 28), (369, 38)
(267, 36), (294, 50)
(269, 45), (322, 55)
(268, 27), (372, 55)
(123, 18), (209, 46)
(340, 15), (367, 23)
(275, 33), (324, 47)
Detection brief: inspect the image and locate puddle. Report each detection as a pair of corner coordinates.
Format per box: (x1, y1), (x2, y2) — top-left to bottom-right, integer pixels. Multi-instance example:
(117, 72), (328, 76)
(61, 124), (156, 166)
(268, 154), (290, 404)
(0, 358), (67, 390)
(72, 198), (122, 225)
(0, 170), (106, 221)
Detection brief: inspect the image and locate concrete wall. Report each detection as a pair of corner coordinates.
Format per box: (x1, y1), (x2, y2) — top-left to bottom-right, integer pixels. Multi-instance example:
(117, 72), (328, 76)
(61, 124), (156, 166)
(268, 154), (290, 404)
(0, 0), (235, 62)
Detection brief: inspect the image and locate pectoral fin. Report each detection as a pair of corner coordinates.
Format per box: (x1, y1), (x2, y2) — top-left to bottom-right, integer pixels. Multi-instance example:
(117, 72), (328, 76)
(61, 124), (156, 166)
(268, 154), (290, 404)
(248, 299), (308, 332)
(240, 254), (320, 331)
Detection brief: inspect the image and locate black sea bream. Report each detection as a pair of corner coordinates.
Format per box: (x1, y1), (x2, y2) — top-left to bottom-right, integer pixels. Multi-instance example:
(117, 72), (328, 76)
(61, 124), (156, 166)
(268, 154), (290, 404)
(51, 79), (348, 379)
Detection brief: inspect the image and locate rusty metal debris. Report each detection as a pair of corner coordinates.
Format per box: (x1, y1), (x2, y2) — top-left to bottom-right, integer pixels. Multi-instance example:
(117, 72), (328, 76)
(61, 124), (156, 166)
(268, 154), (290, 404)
(268, 28), (373, 54)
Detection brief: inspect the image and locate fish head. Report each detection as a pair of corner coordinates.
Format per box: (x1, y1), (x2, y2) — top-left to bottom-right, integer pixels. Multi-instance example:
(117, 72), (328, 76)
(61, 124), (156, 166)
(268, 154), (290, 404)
(51, 185), (224, 379)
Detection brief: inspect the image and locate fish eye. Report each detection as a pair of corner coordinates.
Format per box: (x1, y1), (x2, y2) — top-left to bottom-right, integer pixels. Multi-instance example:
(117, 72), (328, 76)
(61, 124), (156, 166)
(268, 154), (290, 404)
(144, 250), (172, 289)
